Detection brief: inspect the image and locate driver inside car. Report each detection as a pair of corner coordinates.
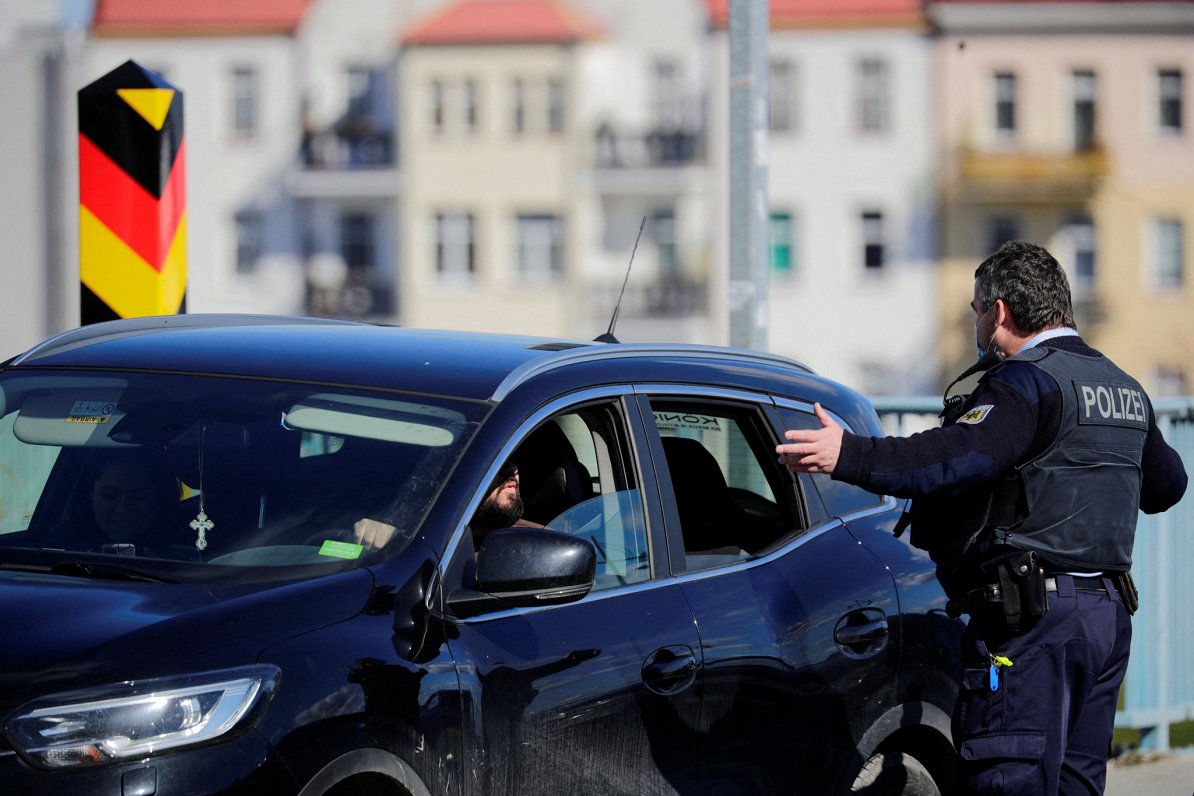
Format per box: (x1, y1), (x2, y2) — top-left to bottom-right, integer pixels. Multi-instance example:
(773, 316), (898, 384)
(352, 459), (541, 551)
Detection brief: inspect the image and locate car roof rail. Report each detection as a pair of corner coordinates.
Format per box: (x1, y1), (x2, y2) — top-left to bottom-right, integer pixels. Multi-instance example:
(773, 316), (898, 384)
(491, 343), (815, 401)
(9, 314), (364, 367)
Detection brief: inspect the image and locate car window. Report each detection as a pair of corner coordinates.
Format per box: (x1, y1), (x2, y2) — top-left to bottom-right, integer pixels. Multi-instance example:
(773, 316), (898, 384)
(468, 403), (650, 592)
(648, 401), (803, 571)
(0, 371), (484, 580)
(777, 406), (885, 517)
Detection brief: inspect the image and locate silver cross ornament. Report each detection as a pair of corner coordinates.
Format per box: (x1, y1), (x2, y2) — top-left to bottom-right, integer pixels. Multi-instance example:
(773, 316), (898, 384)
(190, 510), (214, 551)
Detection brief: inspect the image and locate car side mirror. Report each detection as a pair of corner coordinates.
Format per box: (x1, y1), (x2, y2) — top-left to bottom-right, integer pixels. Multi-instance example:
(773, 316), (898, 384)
(447, 528), (596, 617)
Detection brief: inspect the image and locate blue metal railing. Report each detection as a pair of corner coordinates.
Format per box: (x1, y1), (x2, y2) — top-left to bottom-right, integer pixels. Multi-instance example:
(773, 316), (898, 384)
(871, 396), (1194, 751)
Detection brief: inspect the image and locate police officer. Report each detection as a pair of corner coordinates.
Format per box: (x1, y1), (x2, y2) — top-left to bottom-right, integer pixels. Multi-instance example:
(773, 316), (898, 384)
(777, 241), (1187, 794)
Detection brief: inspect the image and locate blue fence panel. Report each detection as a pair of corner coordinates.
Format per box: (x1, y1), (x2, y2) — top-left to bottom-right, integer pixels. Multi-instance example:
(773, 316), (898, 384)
(871, 395), (1194, 751)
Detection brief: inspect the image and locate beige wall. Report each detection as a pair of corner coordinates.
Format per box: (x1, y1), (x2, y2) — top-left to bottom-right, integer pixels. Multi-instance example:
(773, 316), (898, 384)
(399, 44), (586, 338)
(936, 32), (1194, 393)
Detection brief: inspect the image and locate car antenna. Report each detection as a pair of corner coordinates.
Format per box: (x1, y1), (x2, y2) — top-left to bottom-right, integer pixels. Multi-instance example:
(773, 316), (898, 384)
(594, 216), (645, 344)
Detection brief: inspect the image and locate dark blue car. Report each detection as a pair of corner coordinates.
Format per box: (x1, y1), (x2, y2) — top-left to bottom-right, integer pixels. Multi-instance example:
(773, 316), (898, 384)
(0, 315), (962, 795)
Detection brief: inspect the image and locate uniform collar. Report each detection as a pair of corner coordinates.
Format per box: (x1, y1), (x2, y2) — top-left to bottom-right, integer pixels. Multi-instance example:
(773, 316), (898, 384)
(1021, 327), (1079, 351)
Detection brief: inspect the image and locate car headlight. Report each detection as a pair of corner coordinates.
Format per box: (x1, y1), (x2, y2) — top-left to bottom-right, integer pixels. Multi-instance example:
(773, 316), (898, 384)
(3, 665), (278, 769)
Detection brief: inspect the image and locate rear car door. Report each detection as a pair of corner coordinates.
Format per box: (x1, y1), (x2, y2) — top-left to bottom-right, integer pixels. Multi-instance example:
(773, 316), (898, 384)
(638, 389), (902, 794)
(440, 390), (704, 796)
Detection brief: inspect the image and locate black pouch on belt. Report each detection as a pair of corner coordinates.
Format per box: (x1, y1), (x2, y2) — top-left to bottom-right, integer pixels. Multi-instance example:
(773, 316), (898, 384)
(997, 550), (1048, 630)
(1114, 571), (1140, 616)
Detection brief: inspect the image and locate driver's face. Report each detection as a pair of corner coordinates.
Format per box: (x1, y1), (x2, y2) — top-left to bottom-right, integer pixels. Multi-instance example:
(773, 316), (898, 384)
(485, 466), (520, 510)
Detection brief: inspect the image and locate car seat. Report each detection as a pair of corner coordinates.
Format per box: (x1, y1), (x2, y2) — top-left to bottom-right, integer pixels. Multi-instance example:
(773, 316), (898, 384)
(515, 421), (594, 526)
(660, 436), (750, 555)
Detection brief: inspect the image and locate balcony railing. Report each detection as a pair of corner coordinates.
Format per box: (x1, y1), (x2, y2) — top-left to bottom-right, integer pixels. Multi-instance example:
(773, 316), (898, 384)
(592, 276), (706, 319)
(594, 126), (703, 169)
(949, 145), (1110, 204)
(301, 117), (395, 170)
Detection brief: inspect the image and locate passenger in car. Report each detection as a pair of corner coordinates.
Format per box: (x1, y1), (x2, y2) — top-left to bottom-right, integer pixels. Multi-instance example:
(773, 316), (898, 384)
(46, 452), (188, 555)
(352, 458), (541, 550)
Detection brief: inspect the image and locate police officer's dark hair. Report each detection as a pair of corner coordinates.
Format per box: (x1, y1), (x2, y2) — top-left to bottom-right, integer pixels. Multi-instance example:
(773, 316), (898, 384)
(974, 240), (1076, 332)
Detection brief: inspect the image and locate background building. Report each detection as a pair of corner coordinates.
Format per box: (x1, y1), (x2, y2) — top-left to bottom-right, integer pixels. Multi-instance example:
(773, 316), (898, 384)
(932, 0), (1194, 395)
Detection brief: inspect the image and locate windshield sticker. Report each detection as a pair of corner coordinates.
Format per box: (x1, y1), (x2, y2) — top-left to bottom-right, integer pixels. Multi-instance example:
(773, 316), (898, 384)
(319, 540), (364, 560)
(65, 400), (118, 424)
(957, 405), (994, 425)
(653, 411), (723, 433)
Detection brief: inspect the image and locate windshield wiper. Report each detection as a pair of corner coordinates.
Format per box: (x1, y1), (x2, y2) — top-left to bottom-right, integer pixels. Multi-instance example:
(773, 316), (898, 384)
(47, 560), (180, 584)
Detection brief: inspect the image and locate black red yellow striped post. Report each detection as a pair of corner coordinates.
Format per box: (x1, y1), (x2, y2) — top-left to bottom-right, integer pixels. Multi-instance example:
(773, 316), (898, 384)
(78, 60), (186, 325)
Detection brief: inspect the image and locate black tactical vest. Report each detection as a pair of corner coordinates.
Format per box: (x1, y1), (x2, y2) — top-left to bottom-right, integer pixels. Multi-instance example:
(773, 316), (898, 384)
(910, 346), (1148, 588)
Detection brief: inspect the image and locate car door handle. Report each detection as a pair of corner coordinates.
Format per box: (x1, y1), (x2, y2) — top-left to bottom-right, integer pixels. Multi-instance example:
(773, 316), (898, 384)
(835, 619), (888, 646)
(641, 645), (699, 695)
(834, 609), (889, 658)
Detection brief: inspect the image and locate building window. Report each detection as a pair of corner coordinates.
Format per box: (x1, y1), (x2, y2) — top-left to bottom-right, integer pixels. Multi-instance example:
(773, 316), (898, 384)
(651, 209), (678, 277)
(512, 79), (525, 134)
(769, 60), (797, 133)
(770, 212), (795, 277)
(231, 66), (258, 139)
(430, 79), (444, 135)
(235, 211), (263, 274)
(1159, 69), (1183, 135)
(861, 211), (885, 270)
(436, 212), (475, 282)
(1066, 215), (1096, 296)
(340, 211), (376, 270)
(346, 66), (378, 117)
(1072, 70), (1097, 151)
(994, 71), (1017, 138)
(548, 78), (566, 133)
(652, 60), (684, 130)
(516, 214), (564, 281)
(987, 216), (1021, 256)
(857, 58), (889, 134)
(463, 79), (479, 134)
(1153, 366), (1186, 397)
(1153, 217), (1184, 290)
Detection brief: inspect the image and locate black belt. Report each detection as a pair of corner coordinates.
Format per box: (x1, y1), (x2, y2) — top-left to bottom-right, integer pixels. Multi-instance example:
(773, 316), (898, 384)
(1045, 574), (1108, 593)
(953, 574), (1107, 614)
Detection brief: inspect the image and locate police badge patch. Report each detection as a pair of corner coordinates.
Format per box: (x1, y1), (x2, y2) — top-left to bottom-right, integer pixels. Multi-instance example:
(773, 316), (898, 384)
(957, 405), (993, 424)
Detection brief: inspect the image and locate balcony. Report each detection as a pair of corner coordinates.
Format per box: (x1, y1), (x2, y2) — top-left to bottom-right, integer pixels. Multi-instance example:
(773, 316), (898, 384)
(292, 116), (399, 199)
(593, 275), (706, 320)
(305, 267), (394, 321)
(594, 125), (703, 169)
(301, 118), (395, 170)
(948, 145), (1110, 205)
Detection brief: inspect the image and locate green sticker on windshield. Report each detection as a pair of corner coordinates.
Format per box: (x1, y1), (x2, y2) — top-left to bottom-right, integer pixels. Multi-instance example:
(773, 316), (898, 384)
(319, 540), (364, 560)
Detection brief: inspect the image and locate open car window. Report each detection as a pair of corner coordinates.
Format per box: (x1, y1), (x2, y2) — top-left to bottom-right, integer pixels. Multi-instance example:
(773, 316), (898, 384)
(648, 400), (806, 572)
(0, 371), (484, 582)
(447, 400), (651, 603)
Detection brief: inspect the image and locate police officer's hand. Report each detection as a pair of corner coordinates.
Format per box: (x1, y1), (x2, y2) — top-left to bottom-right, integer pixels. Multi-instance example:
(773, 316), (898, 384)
(776, 403), (843, 474)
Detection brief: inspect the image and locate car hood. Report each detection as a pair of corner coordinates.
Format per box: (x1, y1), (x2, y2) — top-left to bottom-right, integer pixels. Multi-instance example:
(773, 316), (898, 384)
(0, 568), (375, 704)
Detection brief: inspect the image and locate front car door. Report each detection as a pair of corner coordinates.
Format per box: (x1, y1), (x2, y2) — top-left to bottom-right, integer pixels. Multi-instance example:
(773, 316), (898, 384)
(439, 389), (704, 795)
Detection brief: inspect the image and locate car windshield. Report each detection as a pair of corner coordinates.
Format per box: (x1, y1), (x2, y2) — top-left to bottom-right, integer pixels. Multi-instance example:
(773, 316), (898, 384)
(0, 370), (484, 583)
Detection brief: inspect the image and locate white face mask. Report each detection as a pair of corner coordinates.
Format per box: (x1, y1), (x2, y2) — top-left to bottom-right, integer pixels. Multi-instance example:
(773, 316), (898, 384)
(974, 303), (996, 360)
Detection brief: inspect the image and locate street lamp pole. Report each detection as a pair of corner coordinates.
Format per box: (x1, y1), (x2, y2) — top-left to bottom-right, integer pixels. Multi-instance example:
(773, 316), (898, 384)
(728, 0), (770, 352)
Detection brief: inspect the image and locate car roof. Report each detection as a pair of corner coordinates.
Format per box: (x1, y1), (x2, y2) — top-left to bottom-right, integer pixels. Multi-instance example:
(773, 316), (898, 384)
(4, 315), (854, 411)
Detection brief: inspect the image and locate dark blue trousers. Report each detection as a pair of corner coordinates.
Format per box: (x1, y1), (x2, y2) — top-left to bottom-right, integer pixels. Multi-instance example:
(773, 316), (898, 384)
(953, 575), (1133, 795)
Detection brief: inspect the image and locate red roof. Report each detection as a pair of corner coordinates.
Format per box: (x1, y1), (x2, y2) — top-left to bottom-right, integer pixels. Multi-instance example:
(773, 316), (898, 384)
(402, 0), (602, 46)
(706, 0), (926, 30)
(91, 0), (311, 37)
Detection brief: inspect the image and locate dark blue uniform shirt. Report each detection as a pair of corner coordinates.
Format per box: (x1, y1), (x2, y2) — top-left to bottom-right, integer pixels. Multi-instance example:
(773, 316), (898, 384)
(835, 336), (1187, 517)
